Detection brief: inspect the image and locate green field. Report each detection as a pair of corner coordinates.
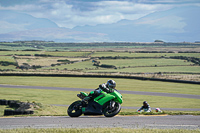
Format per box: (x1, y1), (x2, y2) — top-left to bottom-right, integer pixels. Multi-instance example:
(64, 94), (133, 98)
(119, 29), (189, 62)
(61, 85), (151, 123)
(42, 60), (96, 71)
(0, 56), (17, 70)
(87, 66), (200, 73)
(44, 51), (92, 57)
(0, 51), (91, 57)
(0, 51), (42, 56)
(91, 52), (200, 58)
(0, 50), (199, 80)
(0, 56), (15, 62)
(95, 58), (192, 67)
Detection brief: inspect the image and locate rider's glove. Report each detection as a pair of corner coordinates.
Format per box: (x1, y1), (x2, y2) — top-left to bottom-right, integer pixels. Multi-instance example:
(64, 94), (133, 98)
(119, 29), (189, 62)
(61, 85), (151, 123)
(99, 84), (106, 89)
(109, 89), (114, 93)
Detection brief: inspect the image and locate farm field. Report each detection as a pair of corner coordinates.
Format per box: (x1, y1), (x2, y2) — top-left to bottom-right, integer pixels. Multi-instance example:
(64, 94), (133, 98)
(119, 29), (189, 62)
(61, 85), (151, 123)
(15, 56), (89, 66)
(91, 52), (200, 58)
(1, 51), (200, 58)
(93, 58), (192, 67)
(87, 66), (200, 73)
(0, 42), (199, 83)
(0, 49), (199, 81)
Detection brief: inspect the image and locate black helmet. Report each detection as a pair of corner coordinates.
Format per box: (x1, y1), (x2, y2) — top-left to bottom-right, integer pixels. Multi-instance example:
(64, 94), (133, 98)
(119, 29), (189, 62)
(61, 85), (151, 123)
(143, 101), (148, 106)
(107, 79), (116, 89)
(143, 101), (147, 104)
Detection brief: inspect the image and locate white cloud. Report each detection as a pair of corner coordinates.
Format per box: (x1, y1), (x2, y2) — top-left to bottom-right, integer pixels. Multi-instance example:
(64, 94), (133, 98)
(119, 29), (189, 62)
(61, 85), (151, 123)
(0, 0), (199, 29)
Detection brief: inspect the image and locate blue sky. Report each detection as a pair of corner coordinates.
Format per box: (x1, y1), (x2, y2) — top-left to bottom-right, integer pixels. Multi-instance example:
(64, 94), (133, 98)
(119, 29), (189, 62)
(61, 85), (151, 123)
(0, 0), (200, 28)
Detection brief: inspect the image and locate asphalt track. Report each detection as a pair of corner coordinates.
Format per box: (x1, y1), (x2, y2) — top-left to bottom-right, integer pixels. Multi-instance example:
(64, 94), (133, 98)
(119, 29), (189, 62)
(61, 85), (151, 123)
(0, 84), (200, 111)
(0, 115), (200, 129)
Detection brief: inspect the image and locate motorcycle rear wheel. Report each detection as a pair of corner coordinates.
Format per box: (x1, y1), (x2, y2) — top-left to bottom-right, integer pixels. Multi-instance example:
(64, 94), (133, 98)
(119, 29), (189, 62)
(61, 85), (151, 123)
(103, 102), (121, 117)
(67, 100), (82, 117)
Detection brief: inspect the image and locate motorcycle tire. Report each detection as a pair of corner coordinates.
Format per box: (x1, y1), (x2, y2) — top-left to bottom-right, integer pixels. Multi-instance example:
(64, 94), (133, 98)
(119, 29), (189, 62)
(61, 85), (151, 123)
(67, 100), (82, 117)
(103, 101), (121, 117)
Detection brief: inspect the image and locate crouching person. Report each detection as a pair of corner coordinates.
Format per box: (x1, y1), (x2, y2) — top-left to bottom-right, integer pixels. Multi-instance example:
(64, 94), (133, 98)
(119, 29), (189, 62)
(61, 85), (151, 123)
(137, 101), (151, 112)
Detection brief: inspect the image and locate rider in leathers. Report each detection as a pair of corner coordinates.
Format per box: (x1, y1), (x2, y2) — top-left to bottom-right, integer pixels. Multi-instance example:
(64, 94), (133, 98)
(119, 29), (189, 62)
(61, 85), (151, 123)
(82, 79), (116, 105)
(137, 101), (151, 112)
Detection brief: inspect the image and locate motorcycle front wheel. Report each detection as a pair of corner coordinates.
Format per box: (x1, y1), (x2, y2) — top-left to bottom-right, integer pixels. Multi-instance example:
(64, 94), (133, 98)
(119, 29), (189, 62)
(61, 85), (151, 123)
(103, 102), (121, 117)
(67, 100), (82, 117)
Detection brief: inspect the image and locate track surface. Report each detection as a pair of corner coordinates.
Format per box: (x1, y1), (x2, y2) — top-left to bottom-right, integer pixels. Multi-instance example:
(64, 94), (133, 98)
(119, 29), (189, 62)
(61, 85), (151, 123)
(0, 115), (200, 129)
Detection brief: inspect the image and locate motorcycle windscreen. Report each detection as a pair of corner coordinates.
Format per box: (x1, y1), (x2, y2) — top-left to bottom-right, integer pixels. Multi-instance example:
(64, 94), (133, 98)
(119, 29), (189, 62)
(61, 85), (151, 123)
(94, 93), (115, 105)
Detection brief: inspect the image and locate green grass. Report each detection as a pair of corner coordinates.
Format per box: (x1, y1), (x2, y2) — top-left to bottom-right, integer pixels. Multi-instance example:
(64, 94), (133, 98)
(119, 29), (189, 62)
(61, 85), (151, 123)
(120, 109), (200, 115)
(96, 58), (193, 67)
(87, 66), (200, 73)
(0, 65), (16, 69)
(41, 58), (198, 74)
(0, 104), (67, 117)
(44, 51), (92, 57)
(0, 88), (79, 106)
(0, 51), (42, 56)
(0, 56), (15, 62)
(91, 52), (200, 58)
(0, 56), (17, 70)
(0, 128), (200, 133)
(1, 51), (200, 58)
(0, 106), (6, 115)
(43, 60), (96, 70)
(122, 94), (200, 109)
(0, 76), (199, 95)
(2, 51), (199, 60)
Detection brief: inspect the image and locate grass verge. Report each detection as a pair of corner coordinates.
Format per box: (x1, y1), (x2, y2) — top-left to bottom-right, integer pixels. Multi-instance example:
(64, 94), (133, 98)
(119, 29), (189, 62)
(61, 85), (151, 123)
(1, 104), (200, 117)
(0, 128), (200, 133)
(119, 110), (200, 116)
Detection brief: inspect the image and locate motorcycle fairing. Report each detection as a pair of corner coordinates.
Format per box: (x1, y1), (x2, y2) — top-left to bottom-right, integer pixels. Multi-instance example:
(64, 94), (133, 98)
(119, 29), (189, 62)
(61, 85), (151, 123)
(94, 92), (115, 106)
(83, 101), (103, 115)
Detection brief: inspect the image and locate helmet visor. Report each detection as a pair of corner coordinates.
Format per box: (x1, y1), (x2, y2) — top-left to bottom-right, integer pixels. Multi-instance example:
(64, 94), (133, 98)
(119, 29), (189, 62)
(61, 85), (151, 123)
(108, 84), (116, 89)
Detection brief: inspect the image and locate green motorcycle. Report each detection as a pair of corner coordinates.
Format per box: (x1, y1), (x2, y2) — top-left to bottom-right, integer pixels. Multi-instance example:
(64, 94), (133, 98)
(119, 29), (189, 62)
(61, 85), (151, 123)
(67, 90), (123, 117)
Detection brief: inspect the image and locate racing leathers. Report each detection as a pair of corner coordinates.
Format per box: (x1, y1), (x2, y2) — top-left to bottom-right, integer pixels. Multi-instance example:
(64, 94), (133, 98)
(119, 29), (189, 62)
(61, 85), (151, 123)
(137, 103), (151, 112)
(82, 83), (114, 104)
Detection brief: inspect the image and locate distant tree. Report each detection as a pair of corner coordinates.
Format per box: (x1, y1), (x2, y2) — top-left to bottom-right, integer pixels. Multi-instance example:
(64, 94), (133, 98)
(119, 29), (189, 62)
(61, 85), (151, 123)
(154, 40), (164, 42)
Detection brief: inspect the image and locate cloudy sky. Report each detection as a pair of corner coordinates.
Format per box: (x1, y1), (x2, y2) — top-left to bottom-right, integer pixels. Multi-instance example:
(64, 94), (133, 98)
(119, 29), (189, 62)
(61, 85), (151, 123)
(0, 0), (199, 29)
